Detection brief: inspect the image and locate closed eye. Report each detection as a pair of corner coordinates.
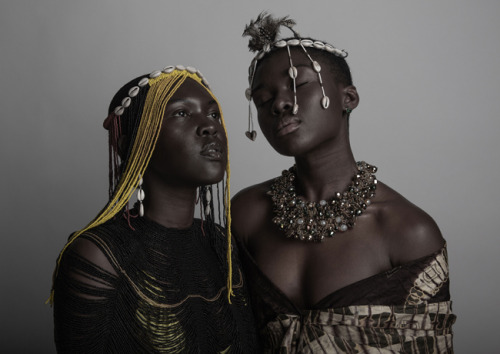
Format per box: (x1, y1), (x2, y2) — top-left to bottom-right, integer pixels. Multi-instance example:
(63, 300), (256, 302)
(253, 94), (273, 108)
(296, 81), (310, 89)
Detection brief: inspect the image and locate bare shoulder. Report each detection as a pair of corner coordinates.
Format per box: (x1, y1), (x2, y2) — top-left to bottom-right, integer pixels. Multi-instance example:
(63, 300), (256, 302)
(231, 179), (274, 244)
(374, 181), (445, 266)
(65, 234), (117, 275)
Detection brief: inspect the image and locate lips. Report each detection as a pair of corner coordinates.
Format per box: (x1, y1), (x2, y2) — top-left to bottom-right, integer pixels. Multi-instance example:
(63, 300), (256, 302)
(276, 117), (301, 137)
(200, 141), (225, 160)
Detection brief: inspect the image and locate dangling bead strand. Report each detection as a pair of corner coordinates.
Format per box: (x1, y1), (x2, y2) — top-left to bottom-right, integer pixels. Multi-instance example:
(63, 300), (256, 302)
(137, 176), (145, 217)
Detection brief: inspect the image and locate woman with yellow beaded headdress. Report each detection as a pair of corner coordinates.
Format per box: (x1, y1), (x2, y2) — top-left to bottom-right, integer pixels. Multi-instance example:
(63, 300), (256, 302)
(50, 66), (258, 353)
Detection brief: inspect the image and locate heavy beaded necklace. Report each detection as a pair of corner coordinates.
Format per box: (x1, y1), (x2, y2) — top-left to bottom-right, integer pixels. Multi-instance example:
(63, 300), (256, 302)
(268, 161), (378, 242)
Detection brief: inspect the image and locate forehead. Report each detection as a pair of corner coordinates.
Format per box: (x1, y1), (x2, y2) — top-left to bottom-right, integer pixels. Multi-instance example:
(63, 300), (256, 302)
(252, 47), (333, 88)
(169, 77), (214, 102)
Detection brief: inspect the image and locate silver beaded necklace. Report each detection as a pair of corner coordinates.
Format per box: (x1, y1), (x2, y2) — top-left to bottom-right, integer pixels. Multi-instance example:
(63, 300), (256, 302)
(268, 161), (378, 242)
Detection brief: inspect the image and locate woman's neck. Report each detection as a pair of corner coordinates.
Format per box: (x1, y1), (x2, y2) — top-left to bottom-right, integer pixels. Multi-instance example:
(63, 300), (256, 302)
(142, 178), (197, 229)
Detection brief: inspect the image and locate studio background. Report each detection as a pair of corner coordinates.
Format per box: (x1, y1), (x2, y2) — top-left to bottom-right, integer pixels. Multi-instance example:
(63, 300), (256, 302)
(1, 1), (498, 352)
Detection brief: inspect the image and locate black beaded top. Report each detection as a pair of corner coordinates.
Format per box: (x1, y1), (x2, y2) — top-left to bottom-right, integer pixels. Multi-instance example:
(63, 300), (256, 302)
(53, 214), (258, 353)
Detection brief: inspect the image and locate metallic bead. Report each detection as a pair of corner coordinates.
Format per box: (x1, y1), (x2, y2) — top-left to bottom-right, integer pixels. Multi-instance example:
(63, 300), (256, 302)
(340, 224), (348, 232)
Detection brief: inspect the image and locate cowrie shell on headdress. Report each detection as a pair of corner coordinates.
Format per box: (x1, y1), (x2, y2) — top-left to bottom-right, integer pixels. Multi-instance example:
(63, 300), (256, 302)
(137, 189), (145, 201)
(275, 40), (287, 48)
(313, 41), (325, 49)
(321, 96), (330, 109)
(128, 86), (140, 97)
(139, 203), (144, 217)
(202, 78), (210, 87)
(293, 104), (299, 115)
(138, 77), (149, 87)
(149, 70), (162, 78)
(325, 44), (335, 53)
(301, 39), (313, 47)
(245, 88), (252, 100)
(162, 65), (175, 73)
(186, 66), (197, 74)
(312, 61), (321, 73)
(196, 70), (204, 78)
(287, 39), (300, 46)
(114, 106), (124, 116)
(288, 66), (298, 79)
(176, 65), (186, 71)
(263, 44), (271, 52)
(121, 97), (131, 108)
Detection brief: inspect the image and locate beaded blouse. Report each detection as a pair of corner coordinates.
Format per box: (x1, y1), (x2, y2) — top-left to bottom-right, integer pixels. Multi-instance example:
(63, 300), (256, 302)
(53, 214), (258, 353)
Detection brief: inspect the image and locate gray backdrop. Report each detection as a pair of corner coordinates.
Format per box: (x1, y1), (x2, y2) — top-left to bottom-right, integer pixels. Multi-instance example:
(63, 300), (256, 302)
(1, 0), (498, 352)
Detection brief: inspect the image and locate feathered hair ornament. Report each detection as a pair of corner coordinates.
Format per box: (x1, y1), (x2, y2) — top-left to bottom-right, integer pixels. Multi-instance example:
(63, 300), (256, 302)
(243, 11), (298, 52)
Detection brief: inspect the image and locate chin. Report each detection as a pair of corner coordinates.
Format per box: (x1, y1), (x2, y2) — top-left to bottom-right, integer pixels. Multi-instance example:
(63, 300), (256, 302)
(199, 166), (226, 185)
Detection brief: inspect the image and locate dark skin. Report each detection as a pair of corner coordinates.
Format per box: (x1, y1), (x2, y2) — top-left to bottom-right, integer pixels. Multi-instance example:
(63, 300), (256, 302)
(231, 47), (444, 309)
(71, 77), (227, 269)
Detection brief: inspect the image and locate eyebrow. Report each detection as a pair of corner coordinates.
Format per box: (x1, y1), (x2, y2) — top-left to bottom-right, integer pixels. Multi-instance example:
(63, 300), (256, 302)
(167, 98), (217, 106)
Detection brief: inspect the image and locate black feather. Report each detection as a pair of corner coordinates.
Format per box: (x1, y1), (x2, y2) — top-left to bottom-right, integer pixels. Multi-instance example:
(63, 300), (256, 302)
(243, 12), (297, 52)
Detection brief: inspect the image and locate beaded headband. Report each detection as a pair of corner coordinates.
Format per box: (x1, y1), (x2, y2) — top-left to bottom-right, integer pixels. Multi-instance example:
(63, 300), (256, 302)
(243, 12), (348, 140)
(109, 65), (211, 119)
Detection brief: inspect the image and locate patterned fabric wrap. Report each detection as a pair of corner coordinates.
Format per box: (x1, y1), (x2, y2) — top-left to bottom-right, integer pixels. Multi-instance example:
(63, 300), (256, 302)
(262, 302), (455, 353)
(240, 244), (456, 353)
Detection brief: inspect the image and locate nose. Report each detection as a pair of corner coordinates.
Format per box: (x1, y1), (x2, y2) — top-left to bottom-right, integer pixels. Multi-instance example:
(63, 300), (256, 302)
(197, 118), (218, 137)
(271, 92), (294, 116)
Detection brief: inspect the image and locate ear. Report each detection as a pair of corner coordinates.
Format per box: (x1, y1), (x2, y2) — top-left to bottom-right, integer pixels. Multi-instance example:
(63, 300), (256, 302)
(342, 85), (359, 111)
(118, 135), (129, 161)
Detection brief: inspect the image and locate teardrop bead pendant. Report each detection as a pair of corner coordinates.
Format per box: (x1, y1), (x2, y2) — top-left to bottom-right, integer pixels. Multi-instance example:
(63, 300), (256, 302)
(321, 96), (330, 109)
